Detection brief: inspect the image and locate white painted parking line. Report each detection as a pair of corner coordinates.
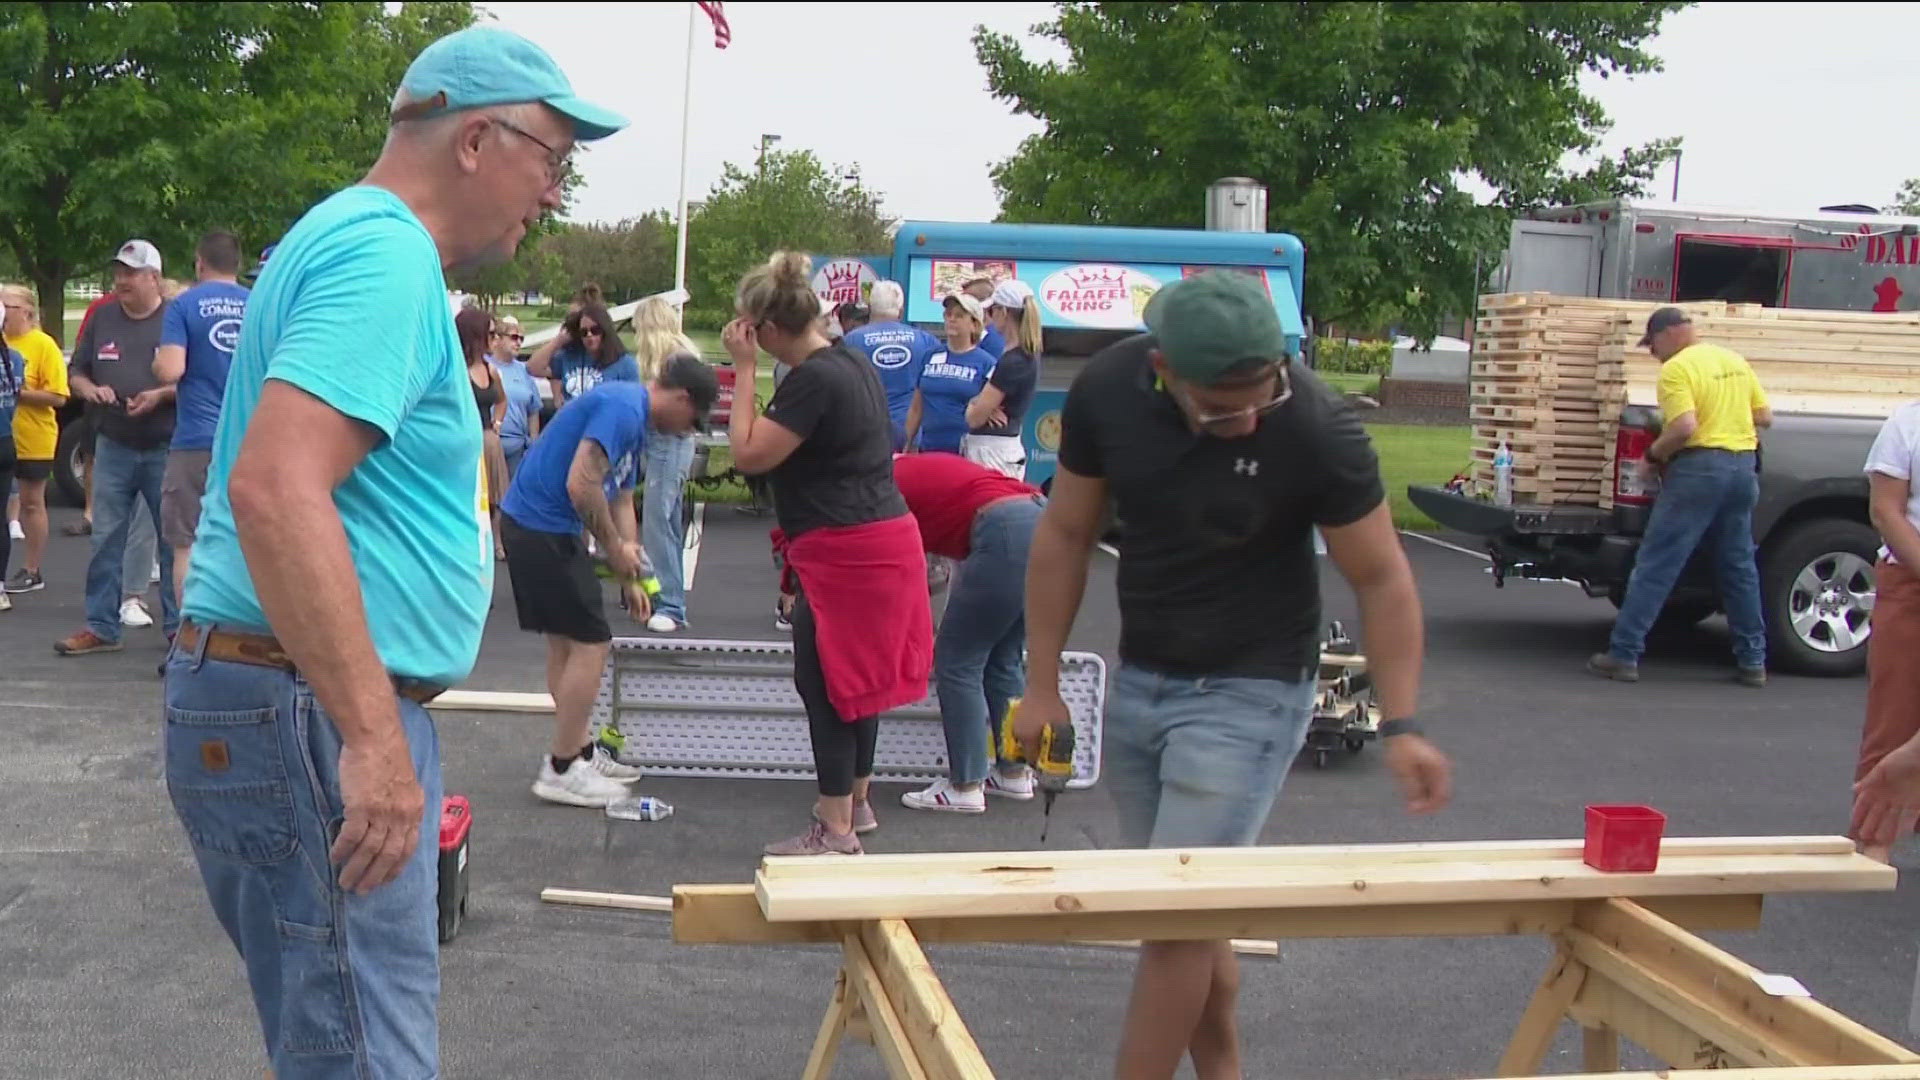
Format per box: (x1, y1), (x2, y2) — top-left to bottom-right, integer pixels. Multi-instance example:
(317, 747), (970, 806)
(1097, 542), (1119, 557)
(684, 502), (706, 588)
(1398, 530), (1489, 561)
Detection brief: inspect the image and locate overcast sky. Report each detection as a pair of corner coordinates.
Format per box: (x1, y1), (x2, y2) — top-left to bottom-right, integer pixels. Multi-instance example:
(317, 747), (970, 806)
(479, 1), (1920, 226)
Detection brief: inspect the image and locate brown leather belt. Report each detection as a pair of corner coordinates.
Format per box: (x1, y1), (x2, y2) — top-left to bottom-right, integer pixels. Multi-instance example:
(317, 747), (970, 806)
(177, 622), (447, 704)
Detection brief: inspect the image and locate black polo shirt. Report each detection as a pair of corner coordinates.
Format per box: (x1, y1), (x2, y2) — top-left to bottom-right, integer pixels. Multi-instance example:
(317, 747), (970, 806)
(1057, 335), (1384, 680)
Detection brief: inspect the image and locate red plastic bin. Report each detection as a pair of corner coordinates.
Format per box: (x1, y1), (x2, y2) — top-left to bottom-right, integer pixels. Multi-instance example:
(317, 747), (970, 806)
(1583, 804), (1666, 872)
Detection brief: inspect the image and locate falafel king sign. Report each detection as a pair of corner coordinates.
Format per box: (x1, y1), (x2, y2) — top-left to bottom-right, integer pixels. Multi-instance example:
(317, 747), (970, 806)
(812, 259), (878, 308)
(1040, 264), (1163, 329)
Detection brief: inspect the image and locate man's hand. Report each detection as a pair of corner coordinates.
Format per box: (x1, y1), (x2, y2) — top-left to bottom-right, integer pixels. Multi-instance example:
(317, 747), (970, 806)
(1383, 734), (1452, 814)
(608, 539), (643, 582)
(1852, 742), (1920, 855)
(1013, 685), (1069, 760)
(625, 583), (652, 622)
(84, 383), (118, 406)
(126, 387), (168, 417)
(331, 735), (424, 894)
(723, 318), (760, 369)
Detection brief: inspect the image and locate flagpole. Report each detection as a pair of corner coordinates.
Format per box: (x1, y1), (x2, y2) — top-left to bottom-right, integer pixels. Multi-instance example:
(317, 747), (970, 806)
(672, 1), (696, 302)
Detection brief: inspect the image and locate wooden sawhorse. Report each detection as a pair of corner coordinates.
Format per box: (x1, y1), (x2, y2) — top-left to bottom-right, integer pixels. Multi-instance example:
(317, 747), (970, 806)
(659, 836), (1916, 1079)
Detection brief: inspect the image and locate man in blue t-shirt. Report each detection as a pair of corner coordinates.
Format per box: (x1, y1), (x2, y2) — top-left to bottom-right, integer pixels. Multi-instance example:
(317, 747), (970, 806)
(153, 229), (248, 607)
(164, 26), (630, 1078)
(844, 280), (941, 450)
(500, 356), (714, 809)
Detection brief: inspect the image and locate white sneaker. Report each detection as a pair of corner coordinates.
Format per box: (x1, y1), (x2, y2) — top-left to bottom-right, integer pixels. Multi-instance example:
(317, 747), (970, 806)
(985, 769), (1036, 801)
(532, 756), (634, 808)
(7, 519), (21, 541)
(120, 596), (153, 628)
(646, 613), (680, 633)
(901, 779), (986, 814)
(588, 741), (644, 782)
(0, 591), (11, 612)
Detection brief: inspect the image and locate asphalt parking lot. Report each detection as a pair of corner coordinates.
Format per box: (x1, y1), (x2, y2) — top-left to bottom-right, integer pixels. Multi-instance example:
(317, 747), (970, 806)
(1, 501), (1913, 1079)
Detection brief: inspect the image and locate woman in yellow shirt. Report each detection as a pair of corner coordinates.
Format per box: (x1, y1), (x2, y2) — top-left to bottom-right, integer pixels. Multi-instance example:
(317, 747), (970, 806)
(2, 284), (70, 593)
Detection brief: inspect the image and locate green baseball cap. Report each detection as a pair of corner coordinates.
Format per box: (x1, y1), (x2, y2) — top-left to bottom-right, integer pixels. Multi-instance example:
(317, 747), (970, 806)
(391, 26), (628, 142)
(1142, 271), (1288, 384)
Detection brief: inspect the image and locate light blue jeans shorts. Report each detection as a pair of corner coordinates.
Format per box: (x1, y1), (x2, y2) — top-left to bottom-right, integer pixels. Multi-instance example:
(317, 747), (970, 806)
(1103, 663), (1316, 848)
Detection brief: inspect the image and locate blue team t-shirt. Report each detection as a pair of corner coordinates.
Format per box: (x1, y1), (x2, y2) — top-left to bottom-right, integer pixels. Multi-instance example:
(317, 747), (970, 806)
(184, 185), (489, 686)
(979, 323), (1006, 360)
(501, 381), (648, 535)
(161, 280), (250, 450)
(916, 345), (997, 454)
(842, 321), (938, 427)
(552, 347), (640, 403)
(0, 344), (23, 431)
(491, 357), (543, 449)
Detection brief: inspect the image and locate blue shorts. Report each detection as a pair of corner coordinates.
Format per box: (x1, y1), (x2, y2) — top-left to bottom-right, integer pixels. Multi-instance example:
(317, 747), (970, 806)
(1103, 664), (1315, 848)
(163, 633), (444, 1079)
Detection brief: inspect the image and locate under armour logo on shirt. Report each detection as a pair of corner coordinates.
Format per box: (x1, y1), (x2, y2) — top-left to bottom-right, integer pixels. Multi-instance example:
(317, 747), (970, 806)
(1234, 458), (1260, 477)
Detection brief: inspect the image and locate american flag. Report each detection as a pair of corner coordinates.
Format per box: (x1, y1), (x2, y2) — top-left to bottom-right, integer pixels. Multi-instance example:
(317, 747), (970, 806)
(697, 1), (731, 49)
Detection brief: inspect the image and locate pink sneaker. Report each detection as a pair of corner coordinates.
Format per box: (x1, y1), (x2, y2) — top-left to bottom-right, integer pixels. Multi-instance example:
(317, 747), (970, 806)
(764, 820), (862, 857)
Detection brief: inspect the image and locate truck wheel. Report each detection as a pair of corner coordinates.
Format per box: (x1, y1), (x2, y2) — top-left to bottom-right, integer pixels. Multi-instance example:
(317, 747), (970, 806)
(52, 420), (88, 508)
(1762, 518), (1878, 677)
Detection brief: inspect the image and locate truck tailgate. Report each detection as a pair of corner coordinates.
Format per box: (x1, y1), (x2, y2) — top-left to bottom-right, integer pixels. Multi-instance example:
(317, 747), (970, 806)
(1407, 485), (1613, 537)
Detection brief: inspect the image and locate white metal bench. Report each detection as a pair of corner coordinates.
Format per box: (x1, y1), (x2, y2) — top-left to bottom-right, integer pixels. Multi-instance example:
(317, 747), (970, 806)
(589, 637), (1106, 788)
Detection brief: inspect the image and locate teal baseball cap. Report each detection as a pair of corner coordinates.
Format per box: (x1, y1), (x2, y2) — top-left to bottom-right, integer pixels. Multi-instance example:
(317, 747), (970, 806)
(1142, 271), (1288, 384)
(391, 25), (628, 141)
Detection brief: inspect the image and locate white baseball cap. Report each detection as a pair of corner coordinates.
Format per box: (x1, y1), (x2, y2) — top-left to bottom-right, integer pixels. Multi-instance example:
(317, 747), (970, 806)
(942, 292), (985, 324)
(111, 239), (163, 273)
(988, 279), (1035, 311)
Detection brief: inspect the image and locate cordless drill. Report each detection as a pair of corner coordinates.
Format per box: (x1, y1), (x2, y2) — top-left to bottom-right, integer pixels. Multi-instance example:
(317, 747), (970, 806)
(998, 698), (1076, 841)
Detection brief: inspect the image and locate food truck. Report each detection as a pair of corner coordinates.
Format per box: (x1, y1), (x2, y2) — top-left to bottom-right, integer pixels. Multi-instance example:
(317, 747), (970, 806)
(885, 221), (1307, 490)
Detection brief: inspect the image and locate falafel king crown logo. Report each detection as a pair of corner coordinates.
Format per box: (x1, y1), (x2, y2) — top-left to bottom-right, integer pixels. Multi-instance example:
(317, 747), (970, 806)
(818, 261), (870, 304)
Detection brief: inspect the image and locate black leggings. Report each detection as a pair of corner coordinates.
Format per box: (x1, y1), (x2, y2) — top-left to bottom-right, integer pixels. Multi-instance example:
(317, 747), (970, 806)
(0, 446), (13, 580)
(791, 592), (878, 797)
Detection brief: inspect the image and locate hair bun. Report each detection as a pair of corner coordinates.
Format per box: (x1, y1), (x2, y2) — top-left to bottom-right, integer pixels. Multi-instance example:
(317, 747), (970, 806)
(769, 251), (812, 288)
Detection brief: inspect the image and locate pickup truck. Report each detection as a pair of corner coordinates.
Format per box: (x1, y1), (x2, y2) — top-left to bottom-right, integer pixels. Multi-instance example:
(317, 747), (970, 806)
(1408, 405), (1883, 676)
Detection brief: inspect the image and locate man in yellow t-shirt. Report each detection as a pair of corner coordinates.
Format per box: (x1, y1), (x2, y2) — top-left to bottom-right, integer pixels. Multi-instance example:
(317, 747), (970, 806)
(3, 285), (70, 593)
(1590, 307), (1773, 687)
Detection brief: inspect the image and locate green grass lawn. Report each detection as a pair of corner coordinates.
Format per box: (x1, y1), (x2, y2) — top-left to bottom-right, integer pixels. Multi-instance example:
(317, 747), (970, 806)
(1367, 423), (1470, 531)
(1319, 371), (1381, 397)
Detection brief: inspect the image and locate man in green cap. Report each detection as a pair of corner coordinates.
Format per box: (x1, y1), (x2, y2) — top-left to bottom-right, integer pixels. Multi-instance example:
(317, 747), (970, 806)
(1016, 270), (1452, 1080)
(162, 23), (626, 1079)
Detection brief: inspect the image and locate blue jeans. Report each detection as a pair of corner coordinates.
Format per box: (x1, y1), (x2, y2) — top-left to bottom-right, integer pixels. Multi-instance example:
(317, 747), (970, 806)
(163, 632), (444, 1080)
(934, 496), (1045, 785)
(643, 430), (696, 625)
(88, 436), (176, 640)
(501, 435), (528, 481)
(1104, 664), (1316, 848)
(1608, 449), (1765, 668)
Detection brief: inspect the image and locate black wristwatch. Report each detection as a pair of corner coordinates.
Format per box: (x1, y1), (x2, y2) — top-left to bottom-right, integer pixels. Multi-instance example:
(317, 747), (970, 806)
(1379, 718), (1425, 739)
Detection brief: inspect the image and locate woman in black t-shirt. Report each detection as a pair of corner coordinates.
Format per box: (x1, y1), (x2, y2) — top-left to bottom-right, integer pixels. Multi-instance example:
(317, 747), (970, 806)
(963, 279), (1043, 480)
(724, 252), (932, 857)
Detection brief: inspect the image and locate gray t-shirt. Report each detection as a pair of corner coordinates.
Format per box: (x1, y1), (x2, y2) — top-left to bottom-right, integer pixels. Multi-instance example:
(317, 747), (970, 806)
(71, 299), (173, 449)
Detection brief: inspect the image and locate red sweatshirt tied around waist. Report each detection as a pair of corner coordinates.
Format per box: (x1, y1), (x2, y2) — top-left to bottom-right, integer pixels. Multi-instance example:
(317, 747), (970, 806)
(775, 514), (932, 720)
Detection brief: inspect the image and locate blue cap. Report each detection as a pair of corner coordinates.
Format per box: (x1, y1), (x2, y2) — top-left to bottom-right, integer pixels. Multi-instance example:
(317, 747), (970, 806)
(392, 26), (628, 142)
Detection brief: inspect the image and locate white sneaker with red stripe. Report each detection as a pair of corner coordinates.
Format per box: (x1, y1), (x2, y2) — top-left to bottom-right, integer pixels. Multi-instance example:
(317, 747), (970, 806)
(900, 779), (986, 814)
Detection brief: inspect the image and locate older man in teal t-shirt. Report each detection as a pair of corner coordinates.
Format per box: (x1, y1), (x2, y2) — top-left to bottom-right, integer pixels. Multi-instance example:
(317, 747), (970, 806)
(164, 25), (627, 1080)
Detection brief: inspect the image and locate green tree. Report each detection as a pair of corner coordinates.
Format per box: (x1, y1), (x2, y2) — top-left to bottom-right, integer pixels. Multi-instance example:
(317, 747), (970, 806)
(974, 2), (1688, 337)
(536, 212), (678, 306)
(0, 1), (475, 342)
(684, 149), (891, 327)
(1887, 178), (1920, 217)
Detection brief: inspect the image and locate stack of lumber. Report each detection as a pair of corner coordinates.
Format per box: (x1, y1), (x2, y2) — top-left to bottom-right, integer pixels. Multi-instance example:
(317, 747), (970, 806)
(1473, 293), (1920, 508)
(1603, 303), (1920, 416)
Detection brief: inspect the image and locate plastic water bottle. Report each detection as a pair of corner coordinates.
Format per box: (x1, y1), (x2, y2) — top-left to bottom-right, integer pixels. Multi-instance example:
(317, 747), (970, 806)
(605, 796), (673, 822)
(1493, 439), (1514, 507)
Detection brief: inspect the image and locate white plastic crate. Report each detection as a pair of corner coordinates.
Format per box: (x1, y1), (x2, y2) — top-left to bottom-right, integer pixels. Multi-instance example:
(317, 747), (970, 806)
(589, 637), (1105, 788)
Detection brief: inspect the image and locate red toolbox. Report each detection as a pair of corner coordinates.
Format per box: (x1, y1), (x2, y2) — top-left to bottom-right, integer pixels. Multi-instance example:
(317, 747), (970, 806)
(437, 795), (472, 943)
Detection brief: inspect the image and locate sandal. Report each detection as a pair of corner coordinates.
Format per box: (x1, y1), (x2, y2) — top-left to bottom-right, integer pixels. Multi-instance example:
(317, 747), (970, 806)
(63, 521), (92, 537)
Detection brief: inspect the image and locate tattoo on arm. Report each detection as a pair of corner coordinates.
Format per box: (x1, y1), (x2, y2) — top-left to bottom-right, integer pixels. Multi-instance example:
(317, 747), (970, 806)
(569, 441), (621, 553)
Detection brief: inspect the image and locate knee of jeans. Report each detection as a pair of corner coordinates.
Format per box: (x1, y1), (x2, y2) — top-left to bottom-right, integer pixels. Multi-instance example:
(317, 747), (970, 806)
(274, 919), (357, 1055)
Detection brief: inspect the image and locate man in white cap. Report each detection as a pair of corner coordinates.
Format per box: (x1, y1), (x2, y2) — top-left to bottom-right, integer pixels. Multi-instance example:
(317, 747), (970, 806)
(162, 24), (626, 1078)
(54, 238), (178, 657)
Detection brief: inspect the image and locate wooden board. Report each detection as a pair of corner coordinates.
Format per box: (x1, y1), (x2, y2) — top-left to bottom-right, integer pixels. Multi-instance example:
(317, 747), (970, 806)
(751, 839), (1889, 923)
(672, 884), (1767, 946)
(427, 689), (554, 713)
